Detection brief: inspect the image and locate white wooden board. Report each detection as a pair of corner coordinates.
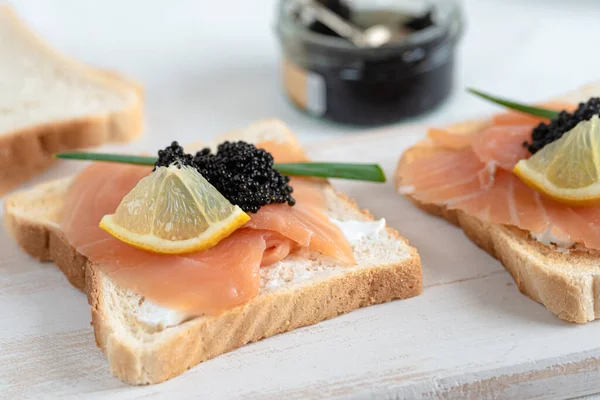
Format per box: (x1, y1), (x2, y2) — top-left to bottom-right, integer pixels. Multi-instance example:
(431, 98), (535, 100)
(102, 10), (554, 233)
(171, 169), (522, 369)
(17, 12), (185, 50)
(3, 127), (600, 400)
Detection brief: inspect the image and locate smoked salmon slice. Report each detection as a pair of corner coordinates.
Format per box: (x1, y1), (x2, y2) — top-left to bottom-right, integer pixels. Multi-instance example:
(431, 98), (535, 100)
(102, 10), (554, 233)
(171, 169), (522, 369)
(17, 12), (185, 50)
(80, 229), (268, 315)
(61, 142), (354, 315)
(245, 203), (354, 265)
(398, 104), (600, 250)
(471, 125), (531, 170)
(426, 128), (477, 150)
(425, 120), (492, 150)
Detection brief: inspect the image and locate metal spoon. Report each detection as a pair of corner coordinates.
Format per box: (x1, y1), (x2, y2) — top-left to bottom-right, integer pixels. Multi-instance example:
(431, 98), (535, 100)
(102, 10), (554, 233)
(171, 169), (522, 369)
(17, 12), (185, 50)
(361, 24), (393, 48)
(296, 0), (393, 48)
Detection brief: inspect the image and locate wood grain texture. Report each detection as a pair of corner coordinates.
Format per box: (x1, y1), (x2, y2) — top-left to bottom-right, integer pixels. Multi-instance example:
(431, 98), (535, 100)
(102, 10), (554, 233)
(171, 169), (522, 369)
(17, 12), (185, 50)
(3, 129), (600, 399)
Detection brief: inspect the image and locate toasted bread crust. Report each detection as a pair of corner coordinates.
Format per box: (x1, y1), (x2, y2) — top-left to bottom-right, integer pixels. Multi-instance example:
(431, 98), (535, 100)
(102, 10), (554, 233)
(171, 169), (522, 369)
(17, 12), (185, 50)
(5, 183), (422, 384)
(0, 104), (143, 196)
(395, 139), (600, 324)
(87, 219), (421, 385)
(5, 121), (423, 384)
(3, 179), (89, 289)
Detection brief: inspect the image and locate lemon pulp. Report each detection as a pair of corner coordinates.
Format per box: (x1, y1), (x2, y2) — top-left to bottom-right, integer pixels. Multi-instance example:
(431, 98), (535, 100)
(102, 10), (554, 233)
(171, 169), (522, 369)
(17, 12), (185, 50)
(513, 115), (600, 206)
(99, 165), (250, 254)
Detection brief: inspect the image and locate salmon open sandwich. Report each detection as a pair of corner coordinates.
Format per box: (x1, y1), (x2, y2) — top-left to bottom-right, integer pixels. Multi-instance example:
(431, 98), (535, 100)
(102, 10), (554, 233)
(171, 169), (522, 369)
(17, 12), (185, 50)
(396, 82), (600, 324)
(4, 120), (422, 384)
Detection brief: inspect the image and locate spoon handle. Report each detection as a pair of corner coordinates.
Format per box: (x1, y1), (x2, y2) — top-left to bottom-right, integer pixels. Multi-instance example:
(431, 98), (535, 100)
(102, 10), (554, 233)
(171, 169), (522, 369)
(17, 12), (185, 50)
(302, 0), (368, 46)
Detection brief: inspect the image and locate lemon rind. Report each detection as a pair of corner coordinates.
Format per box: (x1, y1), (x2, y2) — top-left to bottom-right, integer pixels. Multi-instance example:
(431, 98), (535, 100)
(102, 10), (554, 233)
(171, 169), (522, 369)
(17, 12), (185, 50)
(514, 161), (600, 207)
(99, 206), (250, 255)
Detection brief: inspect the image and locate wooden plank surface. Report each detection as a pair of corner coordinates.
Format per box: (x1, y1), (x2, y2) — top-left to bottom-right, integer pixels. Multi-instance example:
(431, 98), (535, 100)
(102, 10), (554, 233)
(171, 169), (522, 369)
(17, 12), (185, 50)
(2, 126), (600, 399)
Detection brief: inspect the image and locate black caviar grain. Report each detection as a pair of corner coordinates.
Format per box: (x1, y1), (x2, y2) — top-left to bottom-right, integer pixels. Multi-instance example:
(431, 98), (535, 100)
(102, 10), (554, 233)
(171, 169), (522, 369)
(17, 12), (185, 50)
(527, 98), (600, 154)
(193, 142), (295, 213)
(155, 141), (295, 213)
(155, 141), (193, 168)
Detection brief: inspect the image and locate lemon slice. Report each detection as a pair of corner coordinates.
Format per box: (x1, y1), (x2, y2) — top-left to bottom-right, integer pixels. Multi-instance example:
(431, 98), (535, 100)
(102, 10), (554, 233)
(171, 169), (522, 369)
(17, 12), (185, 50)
(99, 165), (250, 254)
(514, 115), (600, 206)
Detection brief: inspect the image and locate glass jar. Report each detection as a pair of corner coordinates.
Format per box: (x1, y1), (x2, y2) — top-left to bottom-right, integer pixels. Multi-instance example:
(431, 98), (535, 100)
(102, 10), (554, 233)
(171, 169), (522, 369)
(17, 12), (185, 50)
(276, 0), (464, 126)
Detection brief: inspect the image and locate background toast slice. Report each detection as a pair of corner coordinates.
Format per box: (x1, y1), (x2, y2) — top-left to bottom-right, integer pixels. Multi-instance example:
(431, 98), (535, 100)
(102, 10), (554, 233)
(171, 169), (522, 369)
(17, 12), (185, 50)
(5, 119), (422, 384)
(0, 6), (143, 196)
(395, 82), (600, 324)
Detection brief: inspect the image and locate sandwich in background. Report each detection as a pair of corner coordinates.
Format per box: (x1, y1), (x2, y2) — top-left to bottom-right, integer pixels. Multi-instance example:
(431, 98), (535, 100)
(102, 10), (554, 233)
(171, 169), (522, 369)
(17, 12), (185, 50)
(396, 82), (600, 324)
(0, 6), (143, 196)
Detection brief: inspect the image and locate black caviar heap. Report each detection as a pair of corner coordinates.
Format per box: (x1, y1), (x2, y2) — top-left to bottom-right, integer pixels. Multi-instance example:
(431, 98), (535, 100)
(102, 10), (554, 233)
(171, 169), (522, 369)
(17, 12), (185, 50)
(155, 141), (295, 213)
(156, 142), (193, 166)
(527, 97), (600, 154)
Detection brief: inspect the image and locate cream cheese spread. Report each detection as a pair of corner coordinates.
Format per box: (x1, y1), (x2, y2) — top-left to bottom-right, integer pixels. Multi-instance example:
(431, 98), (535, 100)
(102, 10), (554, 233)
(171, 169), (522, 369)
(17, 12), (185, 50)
(135, 218), (387, 327)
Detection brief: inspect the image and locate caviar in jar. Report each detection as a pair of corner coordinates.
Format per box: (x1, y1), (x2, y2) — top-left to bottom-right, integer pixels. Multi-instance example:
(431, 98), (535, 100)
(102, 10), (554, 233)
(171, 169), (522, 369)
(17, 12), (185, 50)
(276, 0), (464, 126)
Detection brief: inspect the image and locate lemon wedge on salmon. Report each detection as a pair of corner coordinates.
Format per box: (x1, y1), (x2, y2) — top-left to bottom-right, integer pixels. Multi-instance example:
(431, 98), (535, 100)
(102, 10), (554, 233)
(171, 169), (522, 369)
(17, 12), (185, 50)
(514, 115), (600, 207)
(99, 164), (250, 254)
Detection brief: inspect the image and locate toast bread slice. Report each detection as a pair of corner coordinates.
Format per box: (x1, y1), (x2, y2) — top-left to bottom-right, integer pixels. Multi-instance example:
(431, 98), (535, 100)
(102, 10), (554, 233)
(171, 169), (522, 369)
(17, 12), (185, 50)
(0, 6), (143, 196)
(4, 120), (422, 384)
(395, 82), (600, 324)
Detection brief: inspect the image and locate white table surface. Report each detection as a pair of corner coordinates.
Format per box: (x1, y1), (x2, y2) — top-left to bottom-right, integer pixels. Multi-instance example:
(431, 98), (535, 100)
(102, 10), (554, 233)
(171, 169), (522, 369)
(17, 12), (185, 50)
(4, 0), (600, 399)
(6, 128), (600, 400)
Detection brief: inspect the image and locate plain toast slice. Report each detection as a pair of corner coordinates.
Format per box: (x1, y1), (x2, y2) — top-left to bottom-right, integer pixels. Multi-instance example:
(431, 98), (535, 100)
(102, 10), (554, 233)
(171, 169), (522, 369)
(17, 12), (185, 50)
(395, 82), (600, 324)
(0, 6), (143, 195)
(5, 120), (422, 384)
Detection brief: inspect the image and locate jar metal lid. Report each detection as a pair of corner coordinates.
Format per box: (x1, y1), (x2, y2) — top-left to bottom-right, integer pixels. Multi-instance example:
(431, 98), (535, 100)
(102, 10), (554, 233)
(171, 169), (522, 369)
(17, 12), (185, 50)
(276, 0), (464, 67)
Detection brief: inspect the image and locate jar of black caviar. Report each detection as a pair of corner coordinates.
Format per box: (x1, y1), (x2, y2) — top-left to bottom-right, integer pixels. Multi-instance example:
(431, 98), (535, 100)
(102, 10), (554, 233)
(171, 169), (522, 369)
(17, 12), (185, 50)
(276, 0), (464, 126)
